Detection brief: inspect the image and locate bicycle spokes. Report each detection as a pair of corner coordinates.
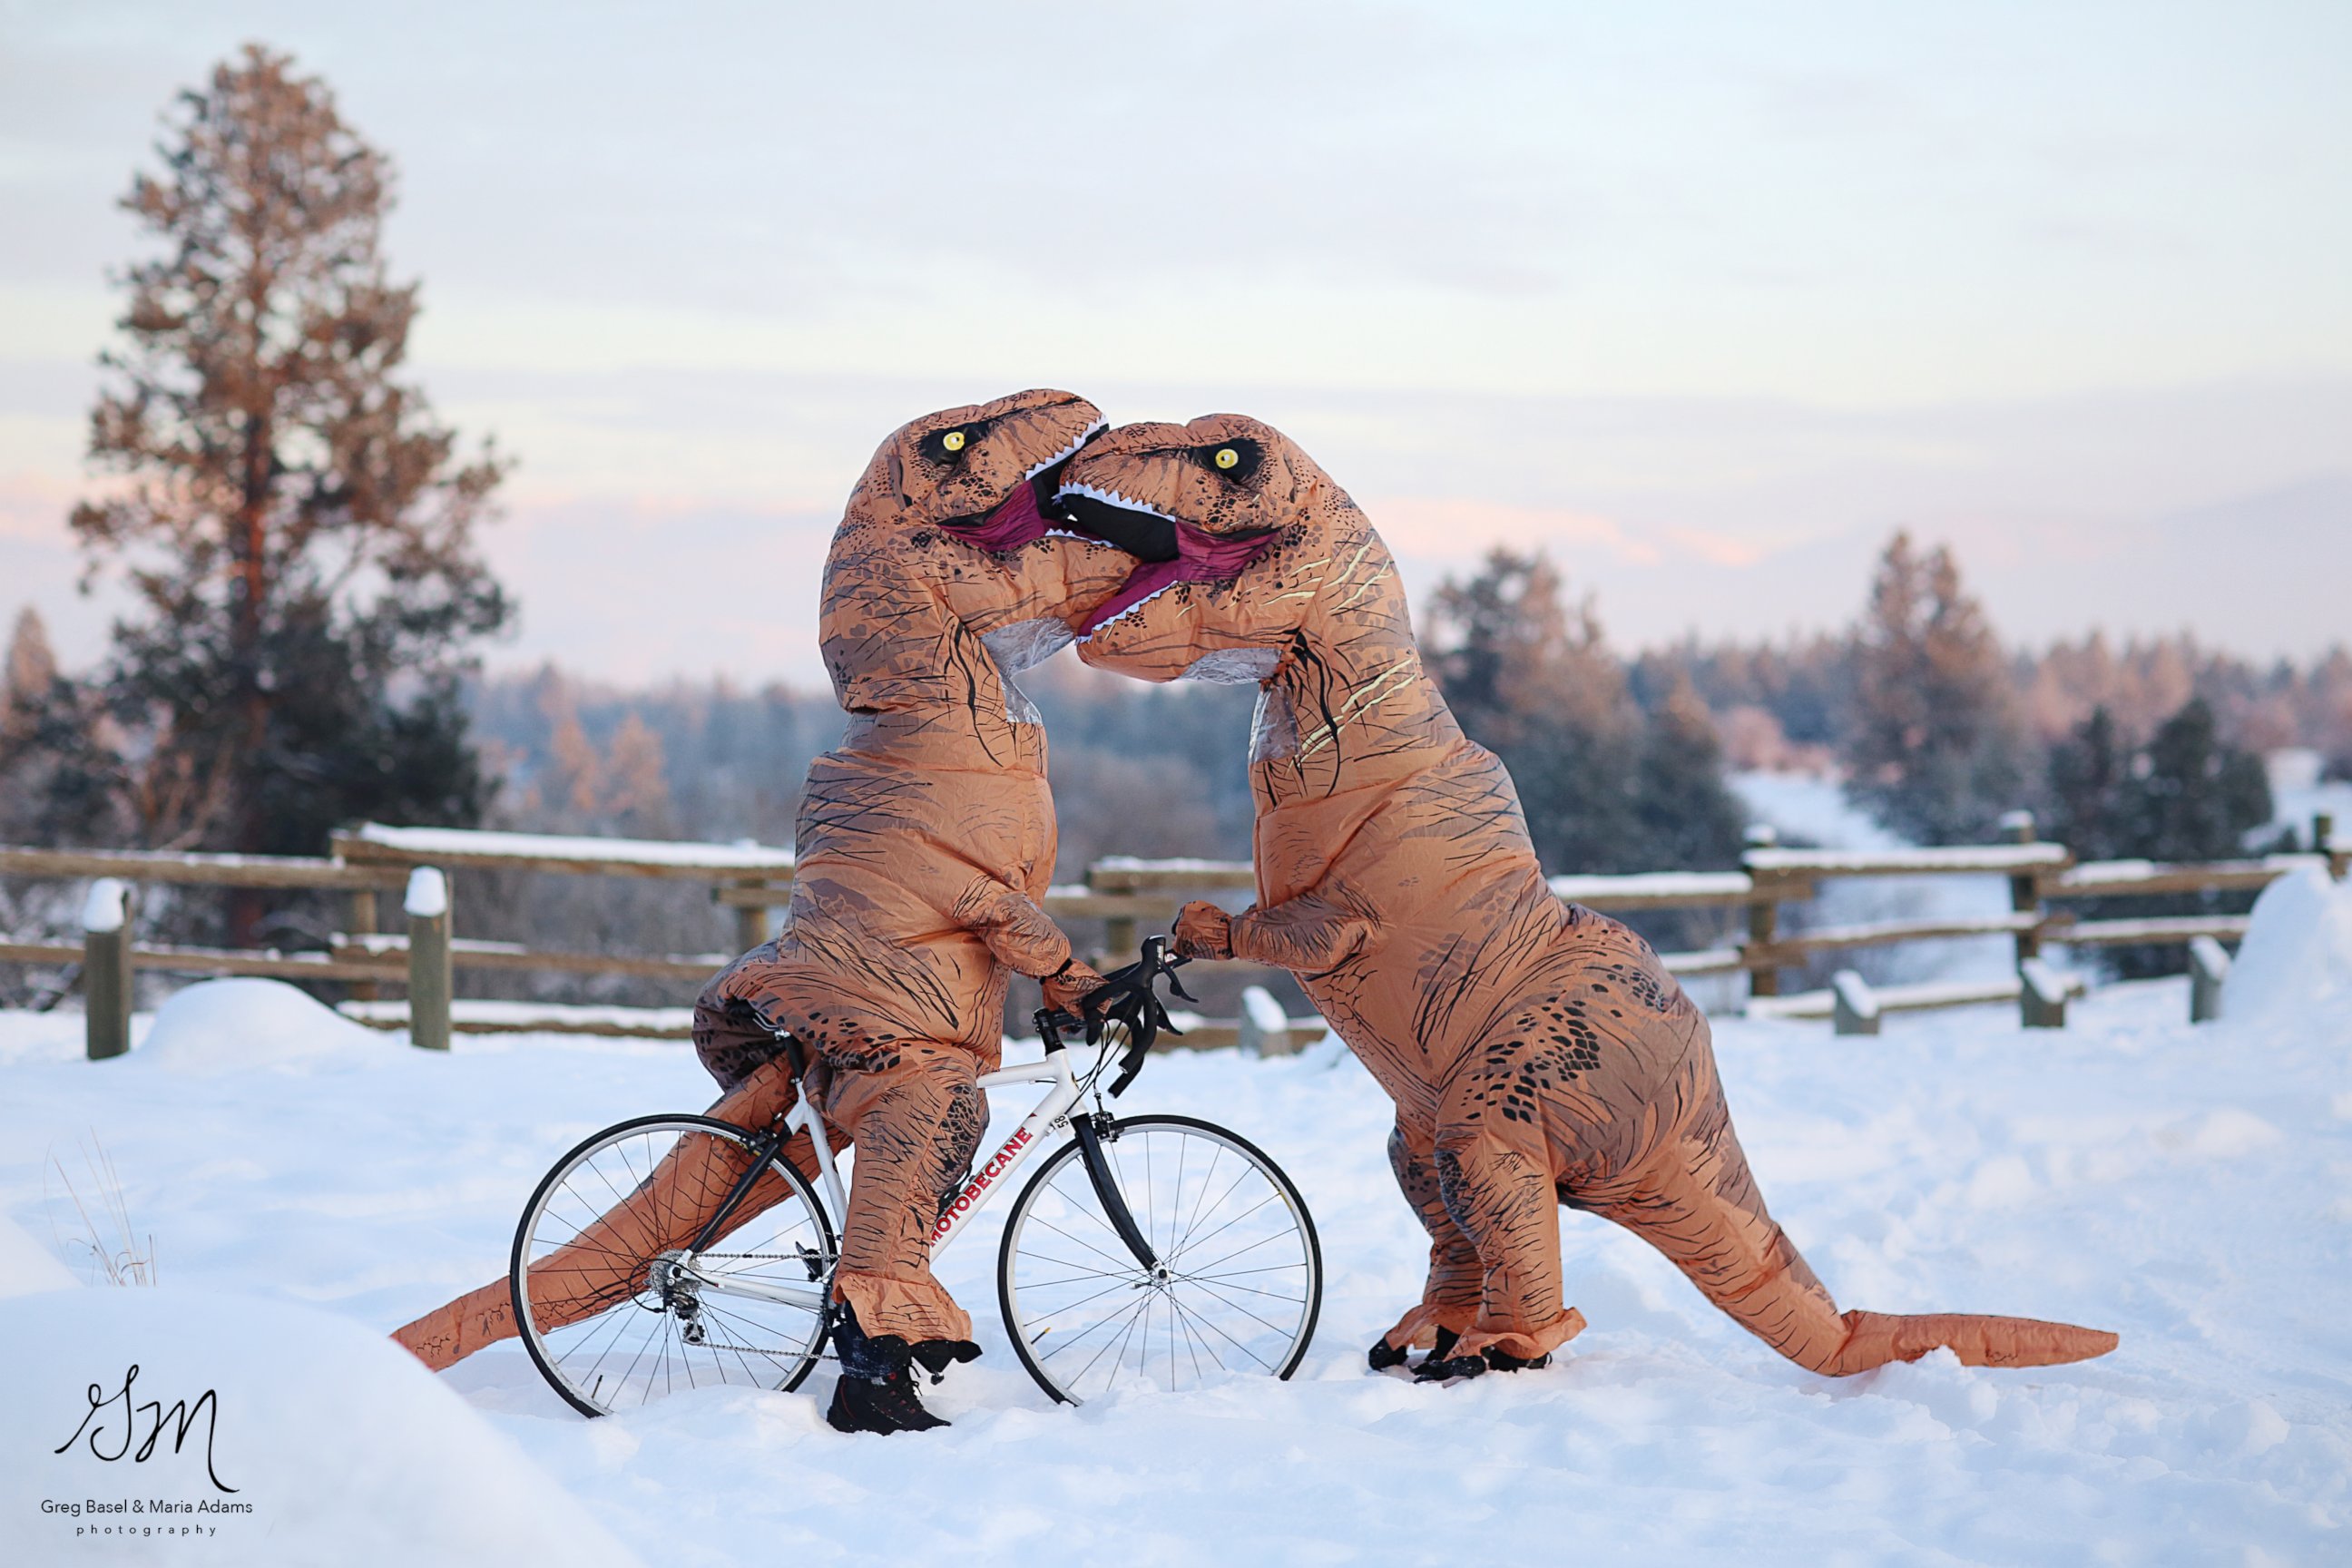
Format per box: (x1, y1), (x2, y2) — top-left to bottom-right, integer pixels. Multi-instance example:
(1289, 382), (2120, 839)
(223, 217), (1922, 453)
(999, 1117), (1321, 1405)
(513, 1118), (837, 1416)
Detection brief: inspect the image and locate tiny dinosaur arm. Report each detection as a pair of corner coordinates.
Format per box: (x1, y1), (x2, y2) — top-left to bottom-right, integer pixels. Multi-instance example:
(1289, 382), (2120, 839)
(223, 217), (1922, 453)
(1228, 887), (1381, 973)
(951, 874), (1077, 978)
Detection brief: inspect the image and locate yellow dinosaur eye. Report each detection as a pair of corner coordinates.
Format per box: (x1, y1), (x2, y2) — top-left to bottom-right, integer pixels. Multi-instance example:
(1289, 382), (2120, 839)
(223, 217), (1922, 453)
(942, 430), (967, 453)
(1214, 446), (1240, 470)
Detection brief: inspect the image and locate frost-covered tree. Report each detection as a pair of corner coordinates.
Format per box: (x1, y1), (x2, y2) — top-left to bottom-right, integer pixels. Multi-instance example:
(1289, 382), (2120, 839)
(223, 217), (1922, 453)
(62, 46), (508, 895)
(1, 607), (57, 751)
(1427, 550), (1744, 875)
(1430, 550), (1641, 872)
(0, 608), (119, 846)
(1845, 532), (2026, 844)
(1634, 677), (1747, 871)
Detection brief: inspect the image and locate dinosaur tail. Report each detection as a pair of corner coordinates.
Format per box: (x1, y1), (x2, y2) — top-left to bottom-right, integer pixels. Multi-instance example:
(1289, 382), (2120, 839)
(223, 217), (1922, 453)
(393, 1064), (823, 1372)
(1823, 1309), (2118, 1373)
(393, 1277), (514, 1372)
(1593, 1048), (2118, 1377)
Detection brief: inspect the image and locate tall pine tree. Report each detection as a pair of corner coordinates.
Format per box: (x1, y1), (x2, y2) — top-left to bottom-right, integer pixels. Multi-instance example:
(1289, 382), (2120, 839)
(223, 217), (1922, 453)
(64, 46), (508, 901)
(2043, 704), (2129, 860)
(1426, 550), (1744, 875)
(2122, 698), (2272, 861)
(1845, 532), (2025, 844)
(2039, 695), (2275, 978)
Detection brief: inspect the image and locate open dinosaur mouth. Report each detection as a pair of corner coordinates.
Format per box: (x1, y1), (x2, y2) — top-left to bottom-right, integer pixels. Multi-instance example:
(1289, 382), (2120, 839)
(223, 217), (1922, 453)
(936, 419), (1108, 551)
(1054, 484), (1179, 563)
(1052, 484), (1279, 635)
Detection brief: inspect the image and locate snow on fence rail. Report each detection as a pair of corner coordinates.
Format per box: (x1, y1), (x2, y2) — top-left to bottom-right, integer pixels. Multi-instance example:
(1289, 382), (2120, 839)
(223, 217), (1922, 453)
(3, 809), (2344, 1057)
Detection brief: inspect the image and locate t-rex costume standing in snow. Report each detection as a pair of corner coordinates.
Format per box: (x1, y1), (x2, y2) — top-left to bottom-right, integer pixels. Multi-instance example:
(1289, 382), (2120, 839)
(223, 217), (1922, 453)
(1057, 415), (2120, 1379)
(393, 391), (1131, 1428)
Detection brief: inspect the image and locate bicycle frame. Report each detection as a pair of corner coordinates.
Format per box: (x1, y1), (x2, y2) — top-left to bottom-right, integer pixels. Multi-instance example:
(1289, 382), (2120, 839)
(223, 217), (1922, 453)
(677, 1045), (1086, 1315)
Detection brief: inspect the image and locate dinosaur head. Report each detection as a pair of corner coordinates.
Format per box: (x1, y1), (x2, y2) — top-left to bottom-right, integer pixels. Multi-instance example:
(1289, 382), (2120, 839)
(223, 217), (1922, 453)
(1059, 415), (1441, 776)
(822, 391), (1133, 722)
(859, 387), (1107, 544)
(1051, 414), (1329, 642)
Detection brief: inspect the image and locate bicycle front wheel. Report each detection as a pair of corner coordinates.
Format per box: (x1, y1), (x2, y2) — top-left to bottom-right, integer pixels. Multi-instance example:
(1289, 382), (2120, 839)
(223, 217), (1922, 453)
(997, 1113), (1321, 1405)
(512, 1113), (837, 1417)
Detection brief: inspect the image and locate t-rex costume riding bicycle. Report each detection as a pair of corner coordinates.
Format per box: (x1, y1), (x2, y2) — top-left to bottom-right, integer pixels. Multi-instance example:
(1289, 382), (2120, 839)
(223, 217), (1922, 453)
(392, 390), (1131, 1431)
(1055, 414), (2121, 1380)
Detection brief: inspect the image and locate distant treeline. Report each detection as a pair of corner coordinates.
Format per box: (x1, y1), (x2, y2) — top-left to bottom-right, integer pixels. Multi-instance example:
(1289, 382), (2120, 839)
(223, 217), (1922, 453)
(459, 534), (2345, 874)
(4, 533), (2332, 1004)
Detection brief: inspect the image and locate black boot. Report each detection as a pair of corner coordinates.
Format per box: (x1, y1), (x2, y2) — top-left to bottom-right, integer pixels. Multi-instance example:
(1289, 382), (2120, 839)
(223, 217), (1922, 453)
(1372, 1325), (1457, 1374)
(1413, 1330), (1550, 1383)
(825, 1303), (949, 1435)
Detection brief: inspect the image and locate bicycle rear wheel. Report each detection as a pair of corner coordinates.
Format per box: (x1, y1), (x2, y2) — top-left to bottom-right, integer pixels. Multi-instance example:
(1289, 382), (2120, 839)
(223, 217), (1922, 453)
(997, 1113), (1321, 1405)
(512, 1113), (837, 1417)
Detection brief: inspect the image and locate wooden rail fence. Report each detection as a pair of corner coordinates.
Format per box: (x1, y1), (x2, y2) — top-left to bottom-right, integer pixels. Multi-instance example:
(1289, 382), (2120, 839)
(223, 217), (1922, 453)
(4, 809), (2342, 1058)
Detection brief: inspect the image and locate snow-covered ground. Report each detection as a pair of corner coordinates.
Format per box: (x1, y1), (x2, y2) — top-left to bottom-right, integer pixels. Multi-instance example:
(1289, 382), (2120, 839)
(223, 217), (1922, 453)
(5, 874), (2351, 1566)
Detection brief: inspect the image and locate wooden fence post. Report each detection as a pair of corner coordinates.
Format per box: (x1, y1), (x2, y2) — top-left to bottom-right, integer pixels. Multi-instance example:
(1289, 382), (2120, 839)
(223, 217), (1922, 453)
(730, 877), (775, 955)
(2001, 809), (2043, 964)
(2019, 957), (2069, 1029)
(406, 867), (453, 1052)
(2188, 936), (2230, 1024)
(1830, 970), (1879, 1035)
(2318, 812), (2344, 880)
(82, 877), (133, 1061)
(346, 884), (380, 1003)
(1743, 824), (1781, 999)
(1089, 866), (1141, 965)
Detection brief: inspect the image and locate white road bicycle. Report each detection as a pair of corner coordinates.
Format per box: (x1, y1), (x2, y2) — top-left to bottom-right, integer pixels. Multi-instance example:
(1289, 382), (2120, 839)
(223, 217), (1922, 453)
(510, 939), (1324, 1416)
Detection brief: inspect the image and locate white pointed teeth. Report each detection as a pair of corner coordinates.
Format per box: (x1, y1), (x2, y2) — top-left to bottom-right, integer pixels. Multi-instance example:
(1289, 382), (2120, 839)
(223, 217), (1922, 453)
(1054, 481), (1179, 527)
(1024, 419), (1111, 479)
(1076, 581), (1188, 643)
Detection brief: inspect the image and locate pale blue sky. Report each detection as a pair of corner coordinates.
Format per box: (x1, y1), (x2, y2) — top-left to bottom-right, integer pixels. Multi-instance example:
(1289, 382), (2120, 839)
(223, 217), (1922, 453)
(3, 1), (2347, 681)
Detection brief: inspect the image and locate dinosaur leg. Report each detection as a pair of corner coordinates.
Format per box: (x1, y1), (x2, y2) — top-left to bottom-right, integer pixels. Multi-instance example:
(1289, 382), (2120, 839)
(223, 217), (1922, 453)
(820, 1044), (987, 1356)
(1429, 1118), (1588, 1365)
(1373, 1116), (1486, 1357)
(1592, 1052), (2117, 1375)
(392, 1054), (838, 1371)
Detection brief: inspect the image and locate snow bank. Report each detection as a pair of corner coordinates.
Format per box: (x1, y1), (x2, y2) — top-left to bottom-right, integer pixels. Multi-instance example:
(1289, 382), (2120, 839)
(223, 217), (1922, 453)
(139, 978), (392, 1073)
(2224, 866), (2352, 1018)
(0, 1210), (78, 1298)
(0, 1289), (642, 1566)
(3, 966), (2348, 1563)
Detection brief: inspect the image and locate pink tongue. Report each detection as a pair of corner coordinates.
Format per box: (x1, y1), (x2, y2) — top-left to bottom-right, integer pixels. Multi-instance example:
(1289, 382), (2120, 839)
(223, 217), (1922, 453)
(941, 483), (1051, 551)
(1080, 524), (1278, 635)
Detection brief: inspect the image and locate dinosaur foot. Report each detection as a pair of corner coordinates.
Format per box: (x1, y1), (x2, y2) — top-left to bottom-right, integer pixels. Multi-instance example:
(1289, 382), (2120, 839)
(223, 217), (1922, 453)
(1412, 1344), (1553, 1383)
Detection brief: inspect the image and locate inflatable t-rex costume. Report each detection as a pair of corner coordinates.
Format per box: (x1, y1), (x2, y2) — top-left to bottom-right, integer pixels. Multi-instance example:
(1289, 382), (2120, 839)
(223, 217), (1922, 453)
(1057, 415), (2119, 1378)
(393, 391), (1130, 1424)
